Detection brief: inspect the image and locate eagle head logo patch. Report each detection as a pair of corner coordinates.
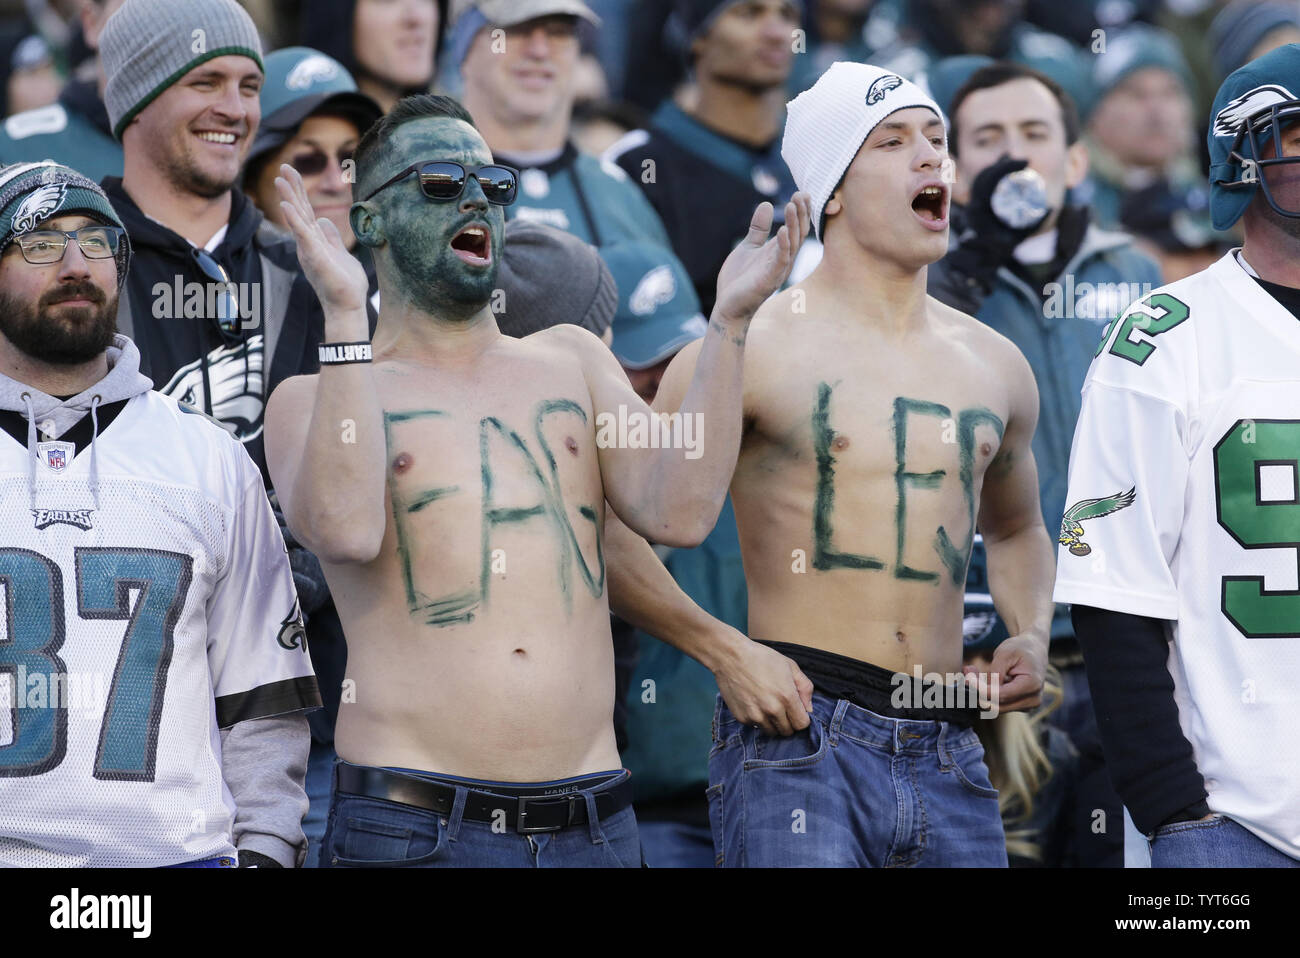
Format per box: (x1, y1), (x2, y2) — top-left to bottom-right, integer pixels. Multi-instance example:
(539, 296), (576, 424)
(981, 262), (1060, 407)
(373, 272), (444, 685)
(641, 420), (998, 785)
(1060, 488), (1136, 556)
(277, 598), (309, 653)
(1213, 84), (1298, 137)
(866, 74), (904, 106)
(629, 265), (676, 316)
(11, 182), (67, 234)
(285, 54), (340, 91)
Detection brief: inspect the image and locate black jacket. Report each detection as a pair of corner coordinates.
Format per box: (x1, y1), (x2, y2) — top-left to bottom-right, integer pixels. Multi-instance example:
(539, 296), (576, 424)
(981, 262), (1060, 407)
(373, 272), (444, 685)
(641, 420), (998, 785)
(104, 178), (324, 483)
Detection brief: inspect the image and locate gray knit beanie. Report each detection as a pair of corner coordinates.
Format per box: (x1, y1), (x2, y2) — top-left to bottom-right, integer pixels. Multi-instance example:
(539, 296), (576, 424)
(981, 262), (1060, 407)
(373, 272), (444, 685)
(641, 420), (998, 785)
(101, 0), (264, 140)
(494, 221), (617, 340)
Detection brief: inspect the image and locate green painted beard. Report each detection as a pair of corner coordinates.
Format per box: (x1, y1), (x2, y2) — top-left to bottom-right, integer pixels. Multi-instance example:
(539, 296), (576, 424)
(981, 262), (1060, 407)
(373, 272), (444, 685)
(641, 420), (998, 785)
(384, 202), (503, 316)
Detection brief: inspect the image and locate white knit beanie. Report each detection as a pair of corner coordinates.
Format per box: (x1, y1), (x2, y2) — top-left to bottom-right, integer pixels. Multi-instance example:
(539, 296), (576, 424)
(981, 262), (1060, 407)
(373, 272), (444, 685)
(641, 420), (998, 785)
(783, 62), (945, 240)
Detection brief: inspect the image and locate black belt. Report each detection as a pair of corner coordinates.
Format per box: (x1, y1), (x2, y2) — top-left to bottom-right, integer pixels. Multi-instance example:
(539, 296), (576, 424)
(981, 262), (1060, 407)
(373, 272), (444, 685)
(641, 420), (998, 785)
(336, 763), (633, 835)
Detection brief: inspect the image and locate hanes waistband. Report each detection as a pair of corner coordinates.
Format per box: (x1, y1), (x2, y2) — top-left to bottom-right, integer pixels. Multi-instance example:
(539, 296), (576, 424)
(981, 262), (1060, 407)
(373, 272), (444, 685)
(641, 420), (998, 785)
(758, 640), (986, 728)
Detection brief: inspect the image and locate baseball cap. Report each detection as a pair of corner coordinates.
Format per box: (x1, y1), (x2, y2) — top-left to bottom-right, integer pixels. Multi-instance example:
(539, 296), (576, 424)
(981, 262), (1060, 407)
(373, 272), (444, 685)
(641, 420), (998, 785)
(1208, 43), (1300, 230)
(604, 242), (708, 370)
(448, 0), (601, 68)
(248, 48), (383, 167)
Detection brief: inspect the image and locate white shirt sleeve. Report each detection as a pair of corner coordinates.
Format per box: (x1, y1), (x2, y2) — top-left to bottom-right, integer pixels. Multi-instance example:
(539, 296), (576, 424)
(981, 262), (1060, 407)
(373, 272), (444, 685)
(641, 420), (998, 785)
(1052, 380), (1189, 620)
(207, 467), (320, 729)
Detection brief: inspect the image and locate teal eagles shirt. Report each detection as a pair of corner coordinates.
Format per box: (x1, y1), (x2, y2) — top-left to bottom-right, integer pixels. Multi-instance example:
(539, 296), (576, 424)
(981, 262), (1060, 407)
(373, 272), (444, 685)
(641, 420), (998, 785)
(495, 142), (671, 249)
(622, 497), (746, 804)
(0, 80), (122, 185)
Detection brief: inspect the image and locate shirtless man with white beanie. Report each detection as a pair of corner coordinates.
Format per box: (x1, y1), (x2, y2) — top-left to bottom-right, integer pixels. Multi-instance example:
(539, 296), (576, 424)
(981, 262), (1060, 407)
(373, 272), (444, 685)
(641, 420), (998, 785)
(652, 62), (1056, 866)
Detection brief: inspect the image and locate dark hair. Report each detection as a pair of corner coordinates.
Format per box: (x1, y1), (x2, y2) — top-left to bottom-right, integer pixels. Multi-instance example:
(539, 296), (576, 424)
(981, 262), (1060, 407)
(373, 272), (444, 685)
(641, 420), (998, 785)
(353, 93), (477, 194)
(947, 62), (1080, 156)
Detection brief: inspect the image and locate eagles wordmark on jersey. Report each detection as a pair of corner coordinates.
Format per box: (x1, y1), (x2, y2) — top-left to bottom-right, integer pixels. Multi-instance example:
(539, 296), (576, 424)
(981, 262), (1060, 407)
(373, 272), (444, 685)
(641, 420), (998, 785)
(1054, 251), (1300, 859)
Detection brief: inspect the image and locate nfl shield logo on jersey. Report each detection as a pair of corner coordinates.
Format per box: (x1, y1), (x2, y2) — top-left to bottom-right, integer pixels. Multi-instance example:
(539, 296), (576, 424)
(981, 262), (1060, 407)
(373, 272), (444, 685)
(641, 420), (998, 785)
(37, 440), (73, 472)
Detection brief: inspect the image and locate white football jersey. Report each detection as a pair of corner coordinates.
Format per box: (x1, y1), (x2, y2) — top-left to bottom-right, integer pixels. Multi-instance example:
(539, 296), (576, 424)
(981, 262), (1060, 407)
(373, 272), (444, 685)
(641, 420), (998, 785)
(0, 391), (317, 867)
(1054, 251), (1300, 860)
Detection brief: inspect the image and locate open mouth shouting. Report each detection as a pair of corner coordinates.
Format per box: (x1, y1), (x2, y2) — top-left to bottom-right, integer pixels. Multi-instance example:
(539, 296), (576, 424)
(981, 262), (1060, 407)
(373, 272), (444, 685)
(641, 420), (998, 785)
(911, 182), (949, 230)
(450, 223), (492, 267)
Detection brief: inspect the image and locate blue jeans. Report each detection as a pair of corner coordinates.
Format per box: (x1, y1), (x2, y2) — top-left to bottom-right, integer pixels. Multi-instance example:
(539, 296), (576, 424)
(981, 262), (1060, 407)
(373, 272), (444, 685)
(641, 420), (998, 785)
(1149, 815), (1300, 867)
(708, 693), (1008, 867)
(301, 741), (336, 869)
(321, 764), (642, 867)
(638, 819), (715, 868)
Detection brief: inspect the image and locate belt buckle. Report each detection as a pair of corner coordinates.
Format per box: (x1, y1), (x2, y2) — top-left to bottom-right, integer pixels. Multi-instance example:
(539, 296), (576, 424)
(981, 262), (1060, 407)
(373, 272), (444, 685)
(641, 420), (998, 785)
(516, 793), (579, 834)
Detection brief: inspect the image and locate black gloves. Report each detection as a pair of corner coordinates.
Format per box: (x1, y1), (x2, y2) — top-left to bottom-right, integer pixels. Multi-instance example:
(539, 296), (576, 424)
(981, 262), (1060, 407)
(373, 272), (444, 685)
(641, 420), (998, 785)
(946, 156), (1051, 295)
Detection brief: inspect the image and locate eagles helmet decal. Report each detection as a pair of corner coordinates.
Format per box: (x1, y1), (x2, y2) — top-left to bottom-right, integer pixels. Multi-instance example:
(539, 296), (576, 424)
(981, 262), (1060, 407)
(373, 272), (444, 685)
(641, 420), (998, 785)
(1212, 84), (1298, 138)
(1060, 488), (1137, 557)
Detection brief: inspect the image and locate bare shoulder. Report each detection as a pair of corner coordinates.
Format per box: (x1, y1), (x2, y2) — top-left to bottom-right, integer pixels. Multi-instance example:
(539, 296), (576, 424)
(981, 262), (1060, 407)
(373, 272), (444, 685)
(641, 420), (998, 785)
(929, 296), (1034, 385)
(524, 323), (608, 362)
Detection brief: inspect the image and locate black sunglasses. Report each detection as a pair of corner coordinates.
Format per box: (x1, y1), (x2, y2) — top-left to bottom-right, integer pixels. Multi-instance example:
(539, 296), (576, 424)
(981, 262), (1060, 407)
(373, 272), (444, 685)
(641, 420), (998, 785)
(362, 160), (519, 205)
(190, 247), (241, 335)
(289, 146), (356, 178)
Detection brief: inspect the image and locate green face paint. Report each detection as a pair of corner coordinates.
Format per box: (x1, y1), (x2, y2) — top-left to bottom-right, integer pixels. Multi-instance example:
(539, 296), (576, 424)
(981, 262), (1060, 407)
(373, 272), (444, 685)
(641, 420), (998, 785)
(365, 117), (506, 317)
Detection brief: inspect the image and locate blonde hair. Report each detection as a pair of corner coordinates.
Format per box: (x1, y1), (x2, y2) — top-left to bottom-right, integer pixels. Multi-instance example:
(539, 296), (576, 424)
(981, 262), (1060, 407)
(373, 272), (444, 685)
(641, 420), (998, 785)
(973, 664), (1064, 863)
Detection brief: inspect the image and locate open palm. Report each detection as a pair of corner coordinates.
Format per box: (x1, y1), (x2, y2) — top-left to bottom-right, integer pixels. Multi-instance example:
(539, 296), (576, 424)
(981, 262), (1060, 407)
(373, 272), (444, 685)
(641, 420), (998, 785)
(713, 192), (811, 327)
(274, 163), (369, 315)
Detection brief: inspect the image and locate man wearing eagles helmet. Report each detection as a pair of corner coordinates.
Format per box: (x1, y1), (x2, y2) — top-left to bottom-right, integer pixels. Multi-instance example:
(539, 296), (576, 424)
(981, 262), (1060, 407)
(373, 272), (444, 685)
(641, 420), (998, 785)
(1057, 43), (1300, 866)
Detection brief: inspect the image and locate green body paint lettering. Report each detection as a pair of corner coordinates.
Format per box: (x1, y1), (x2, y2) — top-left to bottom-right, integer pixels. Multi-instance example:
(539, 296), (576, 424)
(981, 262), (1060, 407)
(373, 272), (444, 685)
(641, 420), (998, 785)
(894, 397), (949, 582)
(813, 382), (885, 571)
(933, 408), (1005, 586)
(809, 390), (1005, 587)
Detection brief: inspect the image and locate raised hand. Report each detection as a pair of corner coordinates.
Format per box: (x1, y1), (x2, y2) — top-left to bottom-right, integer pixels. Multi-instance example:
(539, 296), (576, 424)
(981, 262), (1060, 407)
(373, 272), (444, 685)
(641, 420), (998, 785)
(712, 191), (812, 328)
(275, 163), (370, 318)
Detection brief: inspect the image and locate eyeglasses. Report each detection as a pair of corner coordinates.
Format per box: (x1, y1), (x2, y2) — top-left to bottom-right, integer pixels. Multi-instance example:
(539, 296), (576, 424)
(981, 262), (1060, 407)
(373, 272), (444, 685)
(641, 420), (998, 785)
(362, 160), (519, 205)
(289, 146), (355, 177)
(190, 247), (241, 335)
(12, 226), (124, 265)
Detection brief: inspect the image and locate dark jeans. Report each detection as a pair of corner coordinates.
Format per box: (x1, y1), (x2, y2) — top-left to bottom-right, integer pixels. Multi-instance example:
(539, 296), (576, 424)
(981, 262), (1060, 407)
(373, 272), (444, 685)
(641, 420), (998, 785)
(708, 693), (1007, 867)
(1150, 815), (1300, 867)
(322, 763), (642, 867)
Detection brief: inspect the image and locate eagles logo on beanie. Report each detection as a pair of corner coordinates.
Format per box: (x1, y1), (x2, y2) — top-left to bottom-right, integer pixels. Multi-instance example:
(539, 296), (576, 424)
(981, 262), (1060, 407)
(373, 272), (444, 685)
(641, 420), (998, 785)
(783, 62), (945, 240)
(100, 0), (265, 141)
(0, 161), (131, 286)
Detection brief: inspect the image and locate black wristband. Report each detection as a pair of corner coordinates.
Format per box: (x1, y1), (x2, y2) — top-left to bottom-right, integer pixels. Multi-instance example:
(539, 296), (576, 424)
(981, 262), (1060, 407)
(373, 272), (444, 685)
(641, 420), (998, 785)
(318, 341), (372, 365)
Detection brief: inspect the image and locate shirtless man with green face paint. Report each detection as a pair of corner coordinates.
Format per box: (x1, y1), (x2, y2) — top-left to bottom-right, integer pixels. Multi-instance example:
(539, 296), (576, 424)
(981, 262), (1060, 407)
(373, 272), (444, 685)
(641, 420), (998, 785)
(264, 95), (813, 867)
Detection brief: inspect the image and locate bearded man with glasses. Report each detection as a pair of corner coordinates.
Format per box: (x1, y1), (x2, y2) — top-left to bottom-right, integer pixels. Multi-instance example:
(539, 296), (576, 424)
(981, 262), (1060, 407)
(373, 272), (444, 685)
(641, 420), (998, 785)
(265, 93), (816, 867)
